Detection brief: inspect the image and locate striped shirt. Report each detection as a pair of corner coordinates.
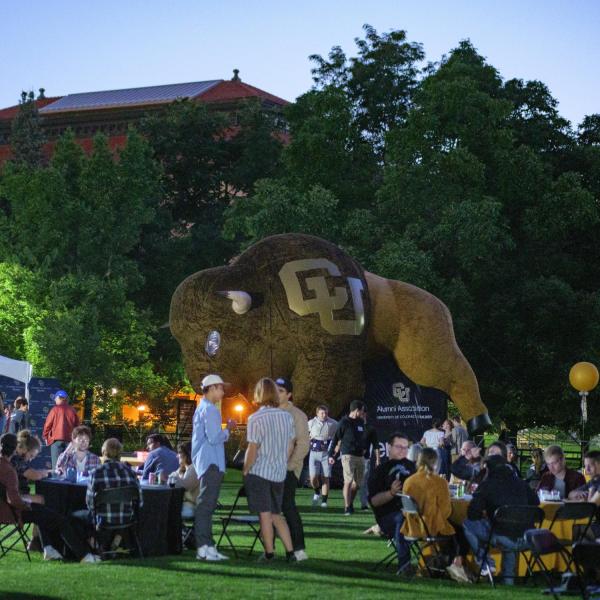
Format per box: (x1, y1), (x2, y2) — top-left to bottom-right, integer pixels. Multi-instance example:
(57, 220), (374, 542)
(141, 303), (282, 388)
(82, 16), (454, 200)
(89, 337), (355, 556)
(247, 407), (294, 482)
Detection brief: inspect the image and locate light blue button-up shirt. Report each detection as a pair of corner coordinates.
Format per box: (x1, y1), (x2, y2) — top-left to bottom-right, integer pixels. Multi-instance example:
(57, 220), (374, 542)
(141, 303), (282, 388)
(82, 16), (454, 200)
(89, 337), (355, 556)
(191, 397), (230, 478)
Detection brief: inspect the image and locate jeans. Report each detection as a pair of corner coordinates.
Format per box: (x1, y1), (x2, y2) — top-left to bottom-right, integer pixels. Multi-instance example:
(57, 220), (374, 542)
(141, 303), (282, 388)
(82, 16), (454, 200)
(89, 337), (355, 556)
(51, 441), (68, 470)
(463, 518), (528, 584)
(282, 471), (305, 552)
(359, 458), (371, 507)
(378, 511), (410, 567)
(22, 504), (91, 560)
(194, 464), (223, 548)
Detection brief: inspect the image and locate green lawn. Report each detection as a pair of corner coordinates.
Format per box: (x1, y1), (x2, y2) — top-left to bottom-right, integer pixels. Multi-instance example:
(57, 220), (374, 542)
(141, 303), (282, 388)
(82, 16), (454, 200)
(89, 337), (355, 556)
(1, 471), (549, 600)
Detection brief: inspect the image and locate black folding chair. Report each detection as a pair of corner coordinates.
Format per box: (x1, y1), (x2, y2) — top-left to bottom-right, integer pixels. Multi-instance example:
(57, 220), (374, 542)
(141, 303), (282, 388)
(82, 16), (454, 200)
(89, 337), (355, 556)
(547, 502), (597, 570)
(373, 532), (401, 572)
(476, 505), (545, 586)
(216, 486), (260, 558)
(399, 494), (453, 578)
(0, 483), (31, 562)
(572, 542), (600, 600)
(525, 529), (573, 599)
(93, 485), (143, 559)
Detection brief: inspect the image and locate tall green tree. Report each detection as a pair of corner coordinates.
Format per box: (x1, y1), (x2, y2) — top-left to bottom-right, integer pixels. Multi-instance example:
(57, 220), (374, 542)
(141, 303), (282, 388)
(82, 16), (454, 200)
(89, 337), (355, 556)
(9, 91), (46, 168)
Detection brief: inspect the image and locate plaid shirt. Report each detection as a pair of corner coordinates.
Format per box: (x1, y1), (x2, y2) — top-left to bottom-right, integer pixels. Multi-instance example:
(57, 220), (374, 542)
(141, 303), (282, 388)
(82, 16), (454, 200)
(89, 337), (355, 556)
(56, 450), (101, 476)
(86, 459), (142, 527)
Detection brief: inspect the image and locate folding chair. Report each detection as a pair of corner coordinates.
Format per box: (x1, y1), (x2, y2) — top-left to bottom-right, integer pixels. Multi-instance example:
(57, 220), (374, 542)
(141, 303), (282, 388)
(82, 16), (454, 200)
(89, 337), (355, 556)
(476, 505), (545, 587)
(525, 529), (573, 599)
(572, 542), (600, 600)
(399, 494), (454, 578)
(93, 485), (143, 559)
(0, 483), (31, 562)
(373, 533), (400, 572)
(547, 502), (597, 571)
(216, 486), (261, 558)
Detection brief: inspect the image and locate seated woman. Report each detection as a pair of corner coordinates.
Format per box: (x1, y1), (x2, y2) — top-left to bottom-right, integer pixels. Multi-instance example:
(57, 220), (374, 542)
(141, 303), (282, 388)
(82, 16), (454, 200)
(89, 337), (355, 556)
(55, 425), (100, 477)
(11, 430), (47, 501)
(402, 447), (472, 583)
(0, 432), (100, 563)
(168, 441), (200, 519)
(525, 448), (547, 490)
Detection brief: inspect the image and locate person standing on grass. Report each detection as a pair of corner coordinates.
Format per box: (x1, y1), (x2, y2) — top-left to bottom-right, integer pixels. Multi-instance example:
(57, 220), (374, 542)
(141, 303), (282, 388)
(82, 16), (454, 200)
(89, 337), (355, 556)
(8, 396), (31, 434)
(243, 377), (296, 563)
(328, 400), (368, 516)
(360, 415), (380, 510)
(275, 377), (310, 561)
(307, 405), (337, 508)
(192, 374), (236, 562)
(43, 390), (80, 470)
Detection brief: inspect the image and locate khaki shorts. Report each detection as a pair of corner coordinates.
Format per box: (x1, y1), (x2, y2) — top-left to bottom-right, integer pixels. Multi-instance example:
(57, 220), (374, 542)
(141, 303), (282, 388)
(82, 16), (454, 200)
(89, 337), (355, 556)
(342, 454), (365, 486)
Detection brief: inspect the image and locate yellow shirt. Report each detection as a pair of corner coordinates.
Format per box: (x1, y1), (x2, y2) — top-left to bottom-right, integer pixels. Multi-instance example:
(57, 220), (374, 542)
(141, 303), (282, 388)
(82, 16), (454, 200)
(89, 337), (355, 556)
(401, 469), (455, 538)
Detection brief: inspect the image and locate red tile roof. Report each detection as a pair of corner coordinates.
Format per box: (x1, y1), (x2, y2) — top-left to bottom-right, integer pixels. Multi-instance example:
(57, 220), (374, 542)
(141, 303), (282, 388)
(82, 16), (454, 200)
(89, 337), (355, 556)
(0, 97), (62, 121)
(200, 80), (288, 105)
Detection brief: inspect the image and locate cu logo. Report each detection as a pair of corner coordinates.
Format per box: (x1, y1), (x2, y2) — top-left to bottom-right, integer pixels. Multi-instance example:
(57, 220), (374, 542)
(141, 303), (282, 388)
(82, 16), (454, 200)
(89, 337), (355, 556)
(278, 258), (365, 336)
(393, 382), (410, 403)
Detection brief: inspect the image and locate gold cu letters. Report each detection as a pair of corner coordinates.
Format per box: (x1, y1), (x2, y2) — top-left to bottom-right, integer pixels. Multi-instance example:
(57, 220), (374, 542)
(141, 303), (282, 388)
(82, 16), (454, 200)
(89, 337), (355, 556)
(278, 258), (365, 336)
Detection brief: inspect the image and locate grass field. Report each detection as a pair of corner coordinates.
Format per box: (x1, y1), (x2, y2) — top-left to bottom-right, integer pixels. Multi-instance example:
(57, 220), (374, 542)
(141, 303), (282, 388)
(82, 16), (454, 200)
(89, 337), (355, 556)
(1, 470), (550, 600)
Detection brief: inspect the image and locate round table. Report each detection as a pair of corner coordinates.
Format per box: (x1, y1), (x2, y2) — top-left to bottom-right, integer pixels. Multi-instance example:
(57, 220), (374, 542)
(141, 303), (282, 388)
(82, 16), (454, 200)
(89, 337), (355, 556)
(450, 497), (569, 575)
(36, 478), (184, 557)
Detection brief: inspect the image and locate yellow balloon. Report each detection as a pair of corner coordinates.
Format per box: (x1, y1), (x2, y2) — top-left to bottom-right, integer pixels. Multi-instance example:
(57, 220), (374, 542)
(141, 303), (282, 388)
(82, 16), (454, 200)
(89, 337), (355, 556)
(569, 362), (599, 392)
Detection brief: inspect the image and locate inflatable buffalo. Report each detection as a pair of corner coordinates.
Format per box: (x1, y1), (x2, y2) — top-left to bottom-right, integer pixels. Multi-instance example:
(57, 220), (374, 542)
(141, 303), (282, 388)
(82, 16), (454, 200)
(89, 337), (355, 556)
(170, 234), (491, 434)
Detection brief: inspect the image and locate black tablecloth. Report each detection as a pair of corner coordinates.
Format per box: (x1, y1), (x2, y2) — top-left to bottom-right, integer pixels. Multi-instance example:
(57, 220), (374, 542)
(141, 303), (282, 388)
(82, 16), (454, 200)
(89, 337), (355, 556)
(36, 479), (183, 556)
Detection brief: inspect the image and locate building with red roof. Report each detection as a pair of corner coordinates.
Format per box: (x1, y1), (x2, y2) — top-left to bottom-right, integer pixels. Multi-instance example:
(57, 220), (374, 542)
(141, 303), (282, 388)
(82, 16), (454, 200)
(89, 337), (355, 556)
(0, 70), (288, 165)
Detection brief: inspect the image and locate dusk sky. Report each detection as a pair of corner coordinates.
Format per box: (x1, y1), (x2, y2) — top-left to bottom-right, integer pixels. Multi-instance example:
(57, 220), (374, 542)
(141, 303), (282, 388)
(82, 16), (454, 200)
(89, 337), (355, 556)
(1, 0), (598, 127)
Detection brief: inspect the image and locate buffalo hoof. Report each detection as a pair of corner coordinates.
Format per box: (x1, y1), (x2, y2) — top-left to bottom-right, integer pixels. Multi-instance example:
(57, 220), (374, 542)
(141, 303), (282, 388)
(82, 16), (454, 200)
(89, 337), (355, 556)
(467, 413), (492, 436)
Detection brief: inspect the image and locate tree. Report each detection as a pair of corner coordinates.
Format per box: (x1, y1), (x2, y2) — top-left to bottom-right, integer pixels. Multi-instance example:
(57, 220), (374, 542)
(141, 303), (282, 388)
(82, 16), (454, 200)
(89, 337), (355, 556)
(9, 91), (46, 168)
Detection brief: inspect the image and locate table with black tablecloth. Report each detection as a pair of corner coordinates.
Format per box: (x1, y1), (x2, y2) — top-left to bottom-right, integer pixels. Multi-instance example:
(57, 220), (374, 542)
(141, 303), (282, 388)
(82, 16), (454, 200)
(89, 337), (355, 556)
(36, 479), (183, 556)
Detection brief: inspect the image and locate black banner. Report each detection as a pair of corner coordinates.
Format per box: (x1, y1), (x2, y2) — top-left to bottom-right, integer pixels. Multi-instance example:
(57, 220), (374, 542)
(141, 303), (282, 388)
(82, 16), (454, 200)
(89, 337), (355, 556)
(175, 398), (196, 444)
(0, 375), (62, 469)
(362, 355), (448, 455)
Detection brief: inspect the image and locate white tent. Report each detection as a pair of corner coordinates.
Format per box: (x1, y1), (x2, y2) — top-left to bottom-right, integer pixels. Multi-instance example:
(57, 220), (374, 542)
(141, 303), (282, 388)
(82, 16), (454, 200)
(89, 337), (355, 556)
(0, 355), (33, 399)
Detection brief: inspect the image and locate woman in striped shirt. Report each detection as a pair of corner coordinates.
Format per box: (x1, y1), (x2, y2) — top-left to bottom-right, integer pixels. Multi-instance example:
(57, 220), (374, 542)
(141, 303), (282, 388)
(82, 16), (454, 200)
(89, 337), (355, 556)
(243, 377), (296, 562)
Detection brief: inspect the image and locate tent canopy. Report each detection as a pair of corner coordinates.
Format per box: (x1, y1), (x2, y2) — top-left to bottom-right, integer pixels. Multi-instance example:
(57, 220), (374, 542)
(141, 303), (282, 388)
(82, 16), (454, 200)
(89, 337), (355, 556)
(0, 355), (33, 399)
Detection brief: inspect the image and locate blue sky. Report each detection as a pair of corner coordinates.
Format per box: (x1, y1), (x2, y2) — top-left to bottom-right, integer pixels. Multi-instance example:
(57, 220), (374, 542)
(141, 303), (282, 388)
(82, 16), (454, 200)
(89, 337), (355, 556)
(1, 1), (598, 126)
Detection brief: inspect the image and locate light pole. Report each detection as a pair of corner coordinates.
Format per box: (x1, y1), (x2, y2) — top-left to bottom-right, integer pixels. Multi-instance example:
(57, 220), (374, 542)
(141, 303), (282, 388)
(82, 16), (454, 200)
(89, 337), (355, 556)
(137, 404), (147, 448)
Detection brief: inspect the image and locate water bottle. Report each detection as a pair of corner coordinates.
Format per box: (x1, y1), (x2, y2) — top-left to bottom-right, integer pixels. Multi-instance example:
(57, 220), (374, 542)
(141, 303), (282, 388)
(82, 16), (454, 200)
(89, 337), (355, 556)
(66, 467), (77, 483)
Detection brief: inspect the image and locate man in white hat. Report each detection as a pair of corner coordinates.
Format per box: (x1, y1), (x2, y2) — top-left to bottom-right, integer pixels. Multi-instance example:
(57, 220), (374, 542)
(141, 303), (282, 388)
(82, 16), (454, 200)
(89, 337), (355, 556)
(192, 374), (236, 561)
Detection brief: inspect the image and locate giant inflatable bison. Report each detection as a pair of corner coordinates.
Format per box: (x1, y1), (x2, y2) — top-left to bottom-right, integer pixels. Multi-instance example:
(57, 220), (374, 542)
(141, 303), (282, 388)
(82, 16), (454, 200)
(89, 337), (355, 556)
(170, 234), (492, 434)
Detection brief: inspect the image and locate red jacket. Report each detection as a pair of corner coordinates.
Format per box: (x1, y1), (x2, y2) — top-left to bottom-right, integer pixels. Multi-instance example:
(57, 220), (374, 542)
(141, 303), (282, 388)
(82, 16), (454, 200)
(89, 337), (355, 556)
(43, 404), (80, 445)
(0, 456), (30, 524)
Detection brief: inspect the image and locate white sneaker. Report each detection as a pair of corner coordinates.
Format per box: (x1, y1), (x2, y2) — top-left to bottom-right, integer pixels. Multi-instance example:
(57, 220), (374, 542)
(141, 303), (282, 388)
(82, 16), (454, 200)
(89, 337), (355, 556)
(312, 494), (320, 506)
(196, 545), (208, 560)
(80, 553), (102, 564)
(43, 546), (63, 561)
(320, 501), (328, 508)
(205, 546), (229, 561)
(294, 550), (309, 561)
(446, 563), (471, 583)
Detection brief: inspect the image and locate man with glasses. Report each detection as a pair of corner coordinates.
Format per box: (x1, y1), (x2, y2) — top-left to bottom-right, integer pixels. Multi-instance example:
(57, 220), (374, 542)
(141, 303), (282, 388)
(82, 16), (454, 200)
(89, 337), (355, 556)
(538, 445), (585, 500)
(368, 432), (415, 573)
(451, 440), (482, 482)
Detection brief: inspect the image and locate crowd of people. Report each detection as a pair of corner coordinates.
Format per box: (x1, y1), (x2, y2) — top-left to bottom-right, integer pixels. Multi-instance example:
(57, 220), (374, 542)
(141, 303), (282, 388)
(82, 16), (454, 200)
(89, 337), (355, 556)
(1, 380), (599, 585)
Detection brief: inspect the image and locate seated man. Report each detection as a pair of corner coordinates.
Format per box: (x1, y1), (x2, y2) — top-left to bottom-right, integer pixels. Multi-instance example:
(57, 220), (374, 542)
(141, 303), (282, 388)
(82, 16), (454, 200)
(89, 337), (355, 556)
(55, 425), (101, 477)
(568, 450), (600, 501)
(140, 434), (179, 483)
(368, 432), (415, 573)
(538, 445), (585, 499)
(451, 441), (481, 481)
(463, 454), (540, 585)
(73, 438), (142, 552)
